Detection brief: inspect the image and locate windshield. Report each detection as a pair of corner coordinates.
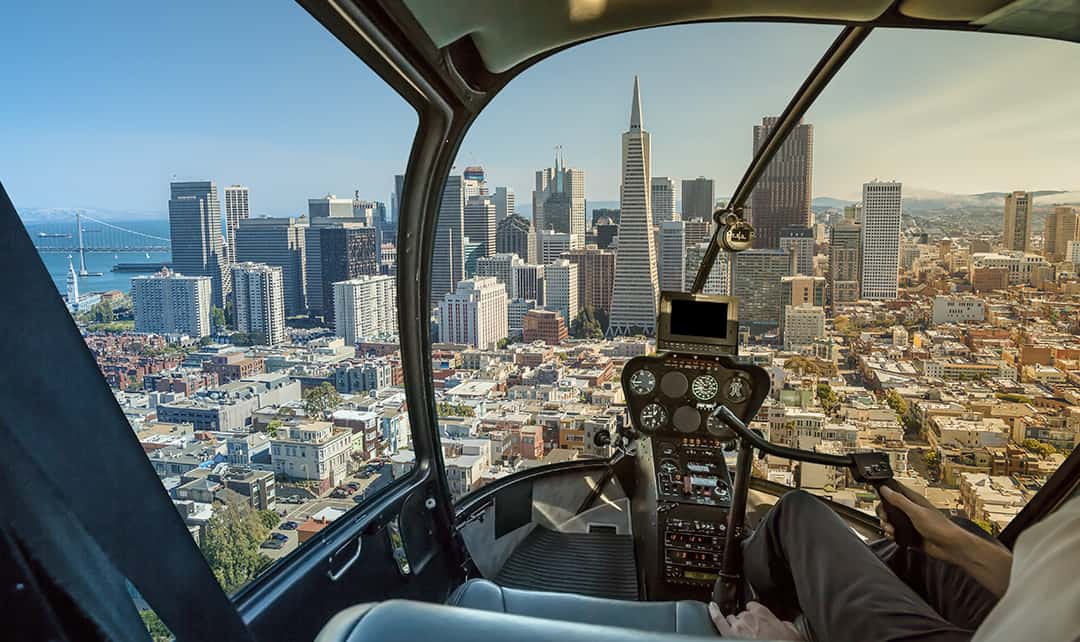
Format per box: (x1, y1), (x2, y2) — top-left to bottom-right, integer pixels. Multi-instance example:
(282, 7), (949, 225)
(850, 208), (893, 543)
(440, 23), (1080, 534)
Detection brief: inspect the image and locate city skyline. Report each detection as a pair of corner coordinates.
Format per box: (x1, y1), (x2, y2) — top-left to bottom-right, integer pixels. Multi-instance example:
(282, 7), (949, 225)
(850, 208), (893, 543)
(7, 4), (1080, 216)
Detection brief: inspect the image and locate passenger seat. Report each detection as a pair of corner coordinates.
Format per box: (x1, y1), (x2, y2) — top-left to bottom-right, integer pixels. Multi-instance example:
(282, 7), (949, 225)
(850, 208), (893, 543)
(447, 578), (716, 635)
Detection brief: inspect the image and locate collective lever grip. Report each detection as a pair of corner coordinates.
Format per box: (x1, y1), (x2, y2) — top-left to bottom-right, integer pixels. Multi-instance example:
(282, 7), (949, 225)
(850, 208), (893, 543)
(872, 478), (923, 550)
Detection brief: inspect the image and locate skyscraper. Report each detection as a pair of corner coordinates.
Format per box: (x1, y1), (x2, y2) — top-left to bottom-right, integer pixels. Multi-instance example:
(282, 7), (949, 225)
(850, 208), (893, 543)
(224, 185), (250, 264)
(658, 220), (686, 292)
(651, 177), (676, 225)
(494, 187), (515, 223)
(544, 259), (579, 325)
(496, 213), (536, 263)
(511, 263), (545, 303)
(533, 151), (586, 245)
(538, 230), (582, 265)
(464, 194), (497, 258)
(168, 180), (229, 307)
(684, 243), (730, 295)
(333, 275), (397, 345)
(608, 76), (660, 336)
(235, 217), (307, 316)
(438, 277), (508, 349)
(391, 174), (405, 224)
(681, 177), (715, 220)
(779, 225), (815, 276)
(779, 275), (825, 337)
(731, 249), (791, 331)
(475, 253), (522, 294)
(562, 246), (615, 313)
(828, 221), (861, 308)
(1044, 205), (1079, 262)
(433, 175), (465, 306)
(749, 117), (813, 248)
(321, 226), (379, 326)
(1002, 190), (1033, 252)
(132, 270), (212, 337)
(861, 181), (903, 301)
(231, 262), (286, 346)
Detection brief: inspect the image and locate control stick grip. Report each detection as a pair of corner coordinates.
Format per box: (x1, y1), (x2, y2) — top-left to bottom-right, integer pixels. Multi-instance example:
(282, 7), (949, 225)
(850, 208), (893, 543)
(874, 478), (923, 550)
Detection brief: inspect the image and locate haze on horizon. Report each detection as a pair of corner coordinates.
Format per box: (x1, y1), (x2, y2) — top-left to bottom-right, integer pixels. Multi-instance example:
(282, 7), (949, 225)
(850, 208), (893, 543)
(4, 1), (1080, 218)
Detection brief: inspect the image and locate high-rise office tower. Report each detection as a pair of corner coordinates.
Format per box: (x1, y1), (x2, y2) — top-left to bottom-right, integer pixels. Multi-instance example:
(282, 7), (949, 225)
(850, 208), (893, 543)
(508, 298), (537, 339)
(333, 275), (397, 345)
(437, 277), (508, 349)
(391, 174), (406, 224)
(235, 217), (307, 316)
(1044, 205), (1079, 262)
(861, 181), (903, 301)
(532, 151), (586, 245)
(651, 177), (676, 225)
(351, 197), (382, 228)
(684, 243), (730, 295)
(308, 194), (354, 219)
(538, 230), (581, 264)
(305, 195), (371, 316)
(779, 275), (825, 337)
(464, 194), (497, 258)
(844, 203), (863, 225)
(731, 249), (791, 331)
(496, 213), (536, 263)
(463, 166), (487, 197)
(231, 262), (286, 346)
(780, 225), (815, 276)
(749, 117), (813, 248)
(658, 220), (686, 292)
(494, 187), (515, 223)
(562, 246), (615, 313)
(592, 208), (621, 226)
(132, 270), (212, 337)
(320, 226), (379, 326)
(168, 181), (229, 308)
(683, 218), (712, 247)
(544, 259), (579, 325)
(475, 253), (522, 295)
(783, 305), (825, 352)
(223, 185), (250, 264)
(433, 175), (465, 306)
(1003, 190), (1033, 252)
(681, 177), (715, 220)
(512, 263), (545, 303)
(828, 221), (861, 308)
(608, 76), (660, 336)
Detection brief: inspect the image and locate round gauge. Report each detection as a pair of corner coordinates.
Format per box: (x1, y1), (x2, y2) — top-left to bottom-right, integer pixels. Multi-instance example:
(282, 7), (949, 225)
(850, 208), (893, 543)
(706, 414), (736, 440)
(673, 406), (702, 433)
(628, 369), (656, 396)
(660, 371), (689, 398)
(639, 403), (667, 432)
(659, 460), (678, 475)
(691, 375), (719, 401)
(724, 373), (752, 404)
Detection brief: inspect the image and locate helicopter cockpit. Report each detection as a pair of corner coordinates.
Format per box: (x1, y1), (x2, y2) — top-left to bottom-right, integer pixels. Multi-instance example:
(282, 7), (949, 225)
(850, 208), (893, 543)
(5, 2), (1080, 642)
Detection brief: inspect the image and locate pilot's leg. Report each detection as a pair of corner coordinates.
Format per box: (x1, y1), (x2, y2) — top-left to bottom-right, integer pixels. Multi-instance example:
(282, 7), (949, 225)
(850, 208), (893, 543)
(740, 490), (971, 642)
(869, 518), (1000, 631)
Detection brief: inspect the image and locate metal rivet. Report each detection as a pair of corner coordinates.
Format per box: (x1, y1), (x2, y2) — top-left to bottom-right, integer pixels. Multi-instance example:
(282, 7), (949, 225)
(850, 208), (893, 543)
(424, 497), (436, 510)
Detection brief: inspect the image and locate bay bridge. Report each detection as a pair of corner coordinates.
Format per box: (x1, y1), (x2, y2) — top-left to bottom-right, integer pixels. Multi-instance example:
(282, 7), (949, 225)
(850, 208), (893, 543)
(30, 212), (172, 254)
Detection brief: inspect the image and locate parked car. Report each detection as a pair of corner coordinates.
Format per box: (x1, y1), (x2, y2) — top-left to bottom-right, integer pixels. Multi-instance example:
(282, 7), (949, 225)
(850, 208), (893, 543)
(353, 494), (366, 503)
(346, 482), (360, 491)
(271, 532), (288, 542)
(260, 539), (284, 550)
(359, 470), (372, 479)
(331, 488), (348, 499)
(280, 521), (298, 530)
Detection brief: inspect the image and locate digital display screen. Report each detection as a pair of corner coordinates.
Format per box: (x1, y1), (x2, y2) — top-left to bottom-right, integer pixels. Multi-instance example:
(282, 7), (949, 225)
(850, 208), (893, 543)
(669, 299), (729, 338)
(683, 571), (719, 581)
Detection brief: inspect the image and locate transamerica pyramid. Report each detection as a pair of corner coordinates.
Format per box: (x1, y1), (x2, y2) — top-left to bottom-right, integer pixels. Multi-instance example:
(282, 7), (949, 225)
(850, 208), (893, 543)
(608, 76), (659, 336)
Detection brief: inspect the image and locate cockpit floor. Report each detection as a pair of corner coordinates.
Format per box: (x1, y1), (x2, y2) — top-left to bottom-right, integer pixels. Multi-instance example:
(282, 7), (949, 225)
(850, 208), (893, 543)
(495, 525), (639, 600)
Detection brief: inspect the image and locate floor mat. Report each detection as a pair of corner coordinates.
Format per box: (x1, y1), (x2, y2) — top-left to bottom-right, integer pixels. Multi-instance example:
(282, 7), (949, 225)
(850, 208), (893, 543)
(495, 525), (639, 600)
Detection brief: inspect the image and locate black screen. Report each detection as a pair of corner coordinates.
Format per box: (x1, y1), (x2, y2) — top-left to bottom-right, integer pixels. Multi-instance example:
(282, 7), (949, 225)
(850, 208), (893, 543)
(670, 299), (729, 338)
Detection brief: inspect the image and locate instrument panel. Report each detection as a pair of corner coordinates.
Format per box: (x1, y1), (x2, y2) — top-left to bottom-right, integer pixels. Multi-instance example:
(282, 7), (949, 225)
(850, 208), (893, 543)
(621, 353), (767, 438)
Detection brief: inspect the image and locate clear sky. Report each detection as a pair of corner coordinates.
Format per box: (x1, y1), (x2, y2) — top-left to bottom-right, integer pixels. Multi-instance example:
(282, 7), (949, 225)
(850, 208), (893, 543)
(3, 1), (1080, 218)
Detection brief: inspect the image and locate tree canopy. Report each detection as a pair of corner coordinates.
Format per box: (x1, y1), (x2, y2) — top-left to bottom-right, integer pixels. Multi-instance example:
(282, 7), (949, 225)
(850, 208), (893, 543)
(571, 306), (604, 340)
(199, 502), (273, 593)
(437, 401), (476, 417)
(816, 382), (840, 415)
(303, 382), (342, 420)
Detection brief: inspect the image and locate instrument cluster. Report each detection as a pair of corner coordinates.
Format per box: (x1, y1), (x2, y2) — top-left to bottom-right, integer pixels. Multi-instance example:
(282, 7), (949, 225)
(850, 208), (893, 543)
(621, 354), (762, 438)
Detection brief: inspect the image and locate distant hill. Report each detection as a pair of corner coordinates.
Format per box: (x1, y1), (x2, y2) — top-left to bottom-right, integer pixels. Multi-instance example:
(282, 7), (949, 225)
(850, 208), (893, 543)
(811, 196), (855, 209)
(18, 207), (165, 223)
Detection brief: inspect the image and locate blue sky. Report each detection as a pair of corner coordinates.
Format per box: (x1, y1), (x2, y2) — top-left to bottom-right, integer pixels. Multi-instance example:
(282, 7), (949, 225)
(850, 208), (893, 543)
(4, 1), (1080, 218)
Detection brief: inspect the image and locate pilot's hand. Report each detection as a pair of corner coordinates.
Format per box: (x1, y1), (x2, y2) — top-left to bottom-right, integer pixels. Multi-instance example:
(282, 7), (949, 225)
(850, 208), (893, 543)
(877, 485), (963, 562)
(709, 601), (803, 640)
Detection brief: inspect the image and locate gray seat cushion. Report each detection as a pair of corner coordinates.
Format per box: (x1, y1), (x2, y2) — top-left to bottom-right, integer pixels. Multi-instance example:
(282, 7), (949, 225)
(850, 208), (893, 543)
(447, 578), (716, 636)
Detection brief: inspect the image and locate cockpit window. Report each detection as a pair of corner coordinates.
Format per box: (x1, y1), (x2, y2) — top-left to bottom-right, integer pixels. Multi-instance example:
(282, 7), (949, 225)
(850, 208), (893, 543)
(438, 22), (1080, 529)
(2, 0), (418, 606)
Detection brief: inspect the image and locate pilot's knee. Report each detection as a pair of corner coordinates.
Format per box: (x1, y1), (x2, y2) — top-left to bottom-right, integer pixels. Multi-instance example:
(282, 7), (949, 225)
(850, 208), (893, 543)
(774, 489), (825, 516)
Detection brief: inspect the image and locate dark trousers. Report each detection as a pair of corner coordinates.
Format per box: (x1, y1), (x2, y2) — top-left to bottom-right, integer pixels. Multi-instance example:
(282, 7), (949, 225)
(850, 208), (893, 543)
(740, 490), (999, 642)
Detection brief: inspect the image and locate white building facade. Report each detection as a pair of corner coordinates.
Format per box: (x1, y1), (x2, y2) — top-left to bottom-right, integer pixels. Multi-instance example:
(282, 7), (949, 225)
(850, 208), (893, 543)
(132, 270), (212, 337)
(861, 181), (902, 300)
(333, 275), (398, 345)
(438, 277), (508, 349)
(231, 262), (286, 345)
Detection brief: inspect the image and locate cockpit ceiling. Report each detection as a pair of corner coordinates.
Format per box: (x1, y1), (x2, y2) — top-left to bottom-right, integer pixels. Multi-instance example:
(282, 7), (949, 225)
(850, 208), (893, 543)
(400, 0), (1079, 73)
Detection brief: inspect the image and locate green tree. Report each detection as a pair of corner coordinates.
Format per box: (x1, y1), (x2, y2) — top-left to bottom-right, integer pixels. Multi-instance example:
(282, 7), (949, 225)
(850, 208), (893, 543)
(571, 306), (604, 340)
(199, 502), (273, 593)
(257, 509), (281, 531)
(139, 610), (172, 642)
(885, 390), (909, 418)
(211, 306), (227, 331)
(436, 401), (476, 417)
(303, 382), (343, 420)
(1021, 438), (1056, 457)
(925, 450), (941, 468)
(497, 337), (509, 349)
(816, 382), (839, 415)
